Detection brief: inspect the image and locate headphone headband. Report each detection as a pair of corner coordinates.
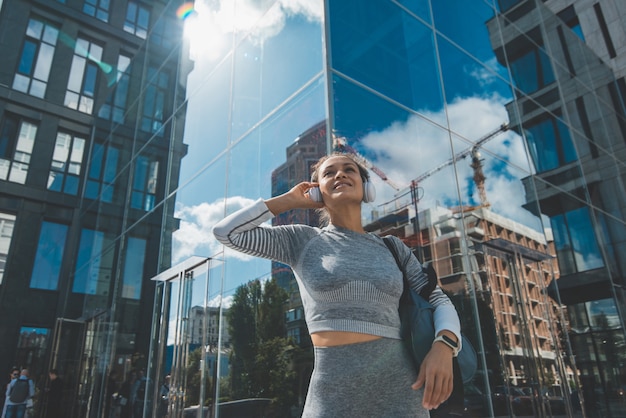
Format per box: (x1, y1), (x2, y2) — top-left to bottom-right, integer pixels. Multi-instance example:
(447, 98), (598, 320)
(308, 180), (376, 203)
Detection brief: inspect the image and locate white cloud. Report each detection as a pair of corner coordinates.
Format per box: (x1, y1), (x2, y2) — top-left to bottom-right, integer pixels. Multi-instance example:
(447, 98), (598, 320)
(186, 0), (322, 60)
(208, 293), (233, 308)
(172, 196), (257, 263)
(360, 95), (543, 231)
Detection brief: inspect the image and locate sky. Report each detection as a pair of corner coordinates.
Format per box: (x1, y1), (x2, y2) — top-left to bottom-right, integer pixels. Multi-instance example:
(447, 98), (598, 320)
(168, 0), (550, 309)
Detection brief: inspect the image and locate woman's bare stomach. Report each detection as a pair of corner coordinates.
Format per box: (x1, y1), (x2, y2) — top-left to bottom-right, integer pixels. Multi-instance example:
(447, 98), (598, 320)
(310, 331), (382, 347)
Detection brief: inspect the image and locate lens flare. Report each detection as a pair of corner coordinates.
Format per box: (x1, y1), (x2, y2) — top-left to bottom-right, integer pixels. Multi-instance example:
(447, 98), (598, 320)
(176, 3), (196, 20)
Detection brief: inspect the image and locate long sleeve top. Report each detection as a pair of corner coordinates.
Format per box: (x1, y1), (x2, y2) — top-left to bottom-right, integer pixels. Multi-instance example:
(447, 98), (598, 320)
(213, 199), (461, 342)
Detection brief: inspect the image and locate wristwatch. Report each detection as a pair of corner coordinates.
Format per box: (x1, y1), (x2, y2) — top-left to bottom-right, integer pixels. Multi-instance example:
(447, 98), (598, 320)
(432, 334), (459, 357)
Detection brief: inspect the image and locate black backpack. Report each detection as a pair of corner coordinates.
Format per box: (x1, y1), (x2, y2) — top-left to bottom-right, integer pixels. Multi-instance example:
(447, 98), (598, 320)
(9, 379), (30, 403)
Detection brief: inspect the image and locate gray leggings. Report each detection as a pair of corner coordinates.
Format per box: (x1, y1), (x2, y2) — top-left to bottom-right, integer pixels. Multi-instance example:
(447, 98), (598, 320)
(302, 337), (429, 418)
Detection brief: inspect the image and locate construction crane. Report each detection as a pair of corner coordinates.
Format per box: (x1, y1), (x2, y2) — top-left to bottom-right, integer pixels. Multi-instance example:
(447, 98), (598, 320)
(332, 122), (509, 207)
(332, 134), (402, 191)
(408, 122), (509, 208)
(410, 123), (508, 189)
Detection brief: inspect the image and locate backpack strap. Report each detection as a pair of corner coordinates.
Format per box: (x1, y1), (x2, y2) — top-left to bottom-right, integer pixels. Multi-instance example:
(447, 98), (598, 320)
(383, 236), (436, 299)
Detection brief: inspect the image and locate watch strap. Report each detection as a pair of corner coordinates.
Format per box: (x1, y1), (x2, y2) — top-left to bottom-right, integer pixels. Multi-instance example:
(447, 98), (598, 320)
(433, 334), (459, 357)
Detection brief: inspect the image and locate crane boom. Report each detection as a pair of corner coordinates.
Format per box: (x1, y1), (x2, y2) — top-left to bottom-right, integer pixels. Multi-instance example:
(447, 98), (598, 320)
(410, 122), (508, 187)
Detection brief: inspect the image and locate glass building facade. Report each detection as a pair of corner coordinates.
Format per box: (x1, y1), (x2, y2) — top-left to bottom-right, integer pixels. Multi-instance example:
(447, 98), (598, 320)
(1, 0), (626, 417)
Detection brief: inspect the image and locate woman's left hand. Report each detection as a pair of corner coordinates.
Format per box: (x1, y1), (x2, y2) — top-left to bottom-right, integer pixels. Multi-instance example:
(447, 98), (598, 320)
(411, 343), (454, 409)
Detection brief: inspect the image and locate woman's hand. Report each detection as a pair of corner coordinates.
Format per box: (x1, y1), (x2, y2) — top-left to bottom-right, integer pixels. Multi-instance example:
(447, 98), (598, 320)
(265, 182), (325, 215)
(411, 343), (454, 410)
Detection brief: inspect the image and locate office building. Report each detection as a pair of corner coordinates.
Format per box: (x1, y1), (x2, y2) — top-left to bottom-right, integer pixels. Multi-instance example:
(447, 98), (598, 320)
(0, 1), (189, 416)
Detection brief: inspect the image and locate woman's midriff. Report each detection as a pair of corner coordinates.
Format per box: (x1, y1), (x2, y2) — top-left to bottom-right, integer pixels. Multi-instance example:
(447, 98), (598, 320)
(310, 331), (382, 347)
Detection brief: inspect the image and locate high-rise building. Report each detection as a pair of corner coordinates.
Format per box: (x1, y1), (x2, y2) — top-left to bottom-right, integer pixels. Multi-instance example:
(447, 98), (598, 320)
(0, 1), (189, 416)
(488, 1), (626, 416)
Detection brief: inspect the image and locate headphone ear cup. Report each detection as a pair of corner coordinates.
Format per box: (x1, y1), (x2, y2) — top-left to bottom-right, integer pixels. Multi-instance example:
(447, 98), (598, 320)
(362, 181), (376, 203)
(308, 187), (322, 202)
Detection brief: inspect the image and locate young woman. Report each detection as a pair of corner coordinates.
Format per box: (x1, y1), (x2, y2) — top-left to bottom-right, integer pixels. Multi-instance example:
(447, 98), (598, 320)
(213, 153), (461, 417)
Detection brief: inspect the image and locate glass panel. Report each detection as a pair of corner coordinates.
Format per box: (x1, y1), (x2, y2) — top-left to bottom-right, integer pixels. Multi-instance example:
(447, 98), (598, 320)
(0, 212), (16, 285)
(18, 40), (36, 75)
(329, 0), (443, 119)
(122, 237), (146, 299)
(73, 229), (114, 297)
(26, 18), (43, 38)
(34, 43), (55, 82)
(67, 56), (86, 92)
(30, 221), (68, 290)
(15, 327), (49, 374)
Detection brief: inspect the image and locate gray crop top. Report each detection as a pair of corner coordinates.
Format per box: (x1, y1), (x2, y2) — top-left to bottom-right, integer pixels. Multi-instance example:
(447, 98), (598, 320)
(213, 199), (461, 342)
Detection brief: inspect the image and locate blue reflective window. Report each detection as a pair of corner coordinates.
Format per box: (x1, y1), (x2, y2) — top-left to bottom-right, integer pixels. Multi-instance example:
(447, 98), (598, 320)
(551, 207), (604, 275)
(558, 6), (585, 42)
(329, 0), (442, 113)
(65, 38), (101, 113)
(131, 156), (158, 210)
(396, 0), (431, 22)
(525, 115), (576, 172)
(48, 132), (85, 195)
(141, 67), (168, 135)
(122, 237), (146, 299)
(83, 0), (109, 22)
(498, 0), (524, 12)
(86, 143), (118, 202)
(18, 40), (37, 75)
(124, 1), (150, 39)
(30, 221), (68, 290)
(510, 47), (555, 94)
(14, 19), (58, 98)
(99, 54), (132, 123)
(84, 63), (98, 97)
(73, 228), (113, 295)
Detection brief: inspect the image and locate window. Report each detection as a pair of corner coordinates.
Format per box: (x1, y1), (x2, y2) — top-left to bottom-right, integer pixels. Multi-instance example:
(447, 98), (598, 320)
(557, 5), (584, 41)
(85, 142), (119, 202)
(0, 114), (38, 184)
(508, 29), (555, 94)
(98, 54), (131, 123)
(594, 3), (616, 59)
(524, 114), (577, 172)
(73, 228), (114, 295)
(65, 38), (103, 114)
(15, 327), (49, 373)
(29, 221), (68, 290)
(83, 0), (109, 22)
(122, 237), (146, 299)
(48, 132), (86, 195)
(0, 213), (16, 285)
(150, 14), (176, 49)
(13, 18), (58, 98)
(141, 67), (169, 135)
(131, 156), (158, 210)
(498, 0), (524, 12)
(551, 207), (604, 275)
(124, 1), (150, 39)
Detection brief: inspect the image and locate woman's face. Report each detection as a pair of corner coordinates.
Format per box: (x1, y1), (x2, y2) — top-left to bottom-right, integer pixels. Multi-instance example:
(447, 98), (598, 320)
(317, 156), (364, 204)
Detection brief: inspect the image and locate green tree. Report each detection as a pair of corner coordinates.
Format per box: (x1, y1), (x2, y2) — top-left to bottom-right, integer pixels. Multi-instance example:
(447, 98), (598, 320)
(227, 280), (261, 399)
(227, 278), (297, 413)
(185, 347), (212, 407)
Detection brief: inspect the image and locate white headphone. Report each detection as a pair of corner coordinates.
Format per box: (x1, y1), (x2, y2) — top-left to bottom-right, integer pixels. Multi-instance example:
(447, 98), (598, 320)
(308, 180), (376, 203)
